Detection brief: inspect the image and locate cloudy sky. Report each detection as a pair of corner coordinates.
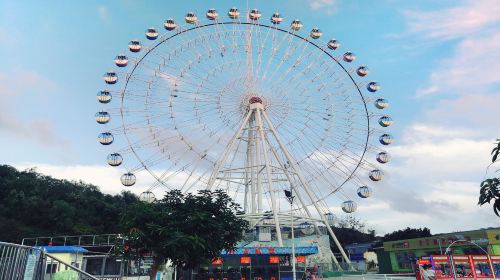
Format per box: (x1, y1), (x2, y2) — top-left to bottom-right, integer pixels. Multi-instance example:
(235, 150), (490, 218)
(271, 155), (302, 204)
(1, 0), (499, 234)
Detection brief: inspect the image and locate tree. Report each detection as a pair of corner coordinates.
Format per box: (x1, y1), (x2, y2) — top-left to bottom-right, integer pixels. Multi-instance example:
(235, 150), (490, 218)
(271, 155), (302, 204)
(337, 215), (369, 232)
(382, 227), (431, 242)
(119, 189), (249, 280)
(330, 216), (377, 253)
(0, 165), (139, 242)
(479, 139), (500, 216)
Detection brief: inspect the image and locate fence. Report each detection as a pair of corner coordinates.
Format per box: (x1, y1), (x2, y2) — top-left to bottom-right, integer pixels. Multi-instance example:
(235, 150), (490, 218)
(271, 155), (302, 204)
(21, 234), (122, 247)
(325, 273), (415, 280)
(0, 241), (98, 280)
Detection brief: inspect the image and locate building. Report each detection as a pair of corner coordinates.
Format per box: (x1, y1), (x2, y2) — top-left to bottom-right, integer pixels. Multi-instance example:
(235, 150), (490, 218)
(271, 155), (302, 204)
(37, 246), (87, 274)
(377, 228), (500, 273)
(190, 234), (334, 280)
(345, 241), (379, 272)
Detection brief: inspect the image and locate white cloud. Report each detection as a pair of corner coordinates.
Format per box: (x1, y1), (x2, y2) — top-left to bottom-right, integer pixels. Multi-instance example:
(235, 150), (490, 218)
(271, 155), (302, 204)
(417, 33), (500, 96)
(357, 120), (499, 233)
(404, 0), (500, 40)
(387, 2), (500, 234)
(426, 93), (500, 134)
(390, 125), (491, 180)
(13, 163), (163, 197)
(10, 162), (213, 201)
(0, 69), (56, 96)
(402, 1), (500, 97)
(309, 0), (337, 15)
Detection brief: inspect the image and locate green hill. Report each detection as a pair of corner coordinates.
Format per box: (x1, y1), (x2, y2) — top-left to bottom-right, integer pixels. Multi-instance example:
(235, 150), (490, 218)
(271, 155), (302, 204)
(0, 165), (138, 243)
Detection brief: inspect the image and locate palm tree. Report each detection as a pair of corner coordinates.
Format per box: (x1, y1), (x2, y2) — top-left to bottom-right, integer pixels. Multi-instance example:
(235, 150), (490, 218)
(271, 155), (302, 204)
(479, 139), (500, 216)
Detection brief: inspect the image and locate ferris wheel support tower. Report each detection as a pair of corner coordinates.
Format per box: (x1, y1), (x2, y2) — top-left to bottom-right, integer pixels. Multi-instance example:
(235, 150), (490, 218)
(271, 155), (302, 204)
(207, 97), (354, 269)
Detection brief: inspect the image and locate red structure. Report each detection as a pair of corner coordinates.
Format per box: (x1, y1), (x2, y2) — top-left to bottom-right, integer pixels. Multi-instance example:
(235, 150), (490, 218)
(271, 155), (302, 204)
(416, 255), (500, 280)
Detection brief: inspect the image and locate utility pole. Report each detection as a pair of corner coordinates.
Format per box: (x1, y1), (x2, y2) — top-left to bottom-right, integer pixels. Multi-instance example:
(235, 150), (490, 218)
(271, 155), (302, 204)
(285, 189), (296, 280)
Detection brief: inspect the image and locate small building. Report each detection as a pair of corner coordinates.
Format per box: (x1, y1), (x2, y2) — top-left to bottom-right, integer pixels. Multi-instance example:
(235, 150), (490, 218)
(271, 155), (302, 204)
(38, 246), (87, 273)
(345, 241), (379, 271)
(378, 228), (500, 273)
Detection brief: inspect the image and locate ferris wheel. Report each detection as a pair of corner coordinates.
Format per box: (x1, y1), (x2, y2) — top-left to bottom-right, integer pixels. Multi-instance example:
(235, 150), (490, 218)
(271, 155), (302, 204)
(96, 7), (393, 267)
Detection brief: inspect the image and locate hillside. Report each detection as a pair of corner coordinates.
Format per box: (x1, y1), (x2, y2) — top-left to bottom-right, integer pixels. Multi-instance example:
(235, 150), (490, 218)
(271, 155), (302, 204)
(0, 165), (138, 243)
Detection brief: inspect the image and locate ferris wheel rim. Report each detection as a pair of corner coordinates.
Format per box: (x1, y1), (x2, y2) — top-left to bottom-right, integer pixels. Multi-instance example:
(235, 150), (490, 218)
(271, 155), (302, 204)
(119, 21), (371, 192)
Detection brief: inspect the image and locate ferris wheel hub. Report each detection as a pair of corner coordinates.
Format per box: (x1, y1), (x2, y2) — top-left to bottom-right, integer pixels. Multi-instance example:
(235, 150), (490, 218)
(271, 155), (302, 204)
(248, 96), (265, 110)
(249, 96), (263, 104)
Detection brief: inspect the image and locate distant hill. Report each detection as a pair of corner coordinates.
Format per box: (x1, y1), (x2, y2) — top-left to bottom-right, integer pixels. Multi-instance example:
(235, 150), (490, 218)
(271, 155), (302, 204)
(0, 165), (138, 243)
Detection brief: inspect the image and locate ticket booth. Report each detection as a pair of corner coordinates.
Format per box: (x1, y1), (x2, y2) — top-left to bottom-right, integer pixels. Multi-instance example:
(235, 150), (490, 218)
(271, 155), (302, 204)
(470, 255), (494, 278)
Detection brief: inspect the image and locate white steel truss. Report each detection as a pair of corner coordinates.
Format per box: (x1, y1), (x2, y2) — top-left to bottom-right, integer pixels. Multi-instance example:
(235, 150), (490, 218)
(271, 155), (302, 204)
(207, 99), (354, 270)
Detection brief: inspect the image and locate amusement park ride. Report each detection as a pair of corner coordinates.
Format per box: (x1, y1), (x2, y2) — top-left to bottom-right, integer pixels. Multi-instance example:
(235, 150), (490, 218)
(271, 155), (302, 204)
(96, 7), (394, 271)
(416, 255), (500, 280)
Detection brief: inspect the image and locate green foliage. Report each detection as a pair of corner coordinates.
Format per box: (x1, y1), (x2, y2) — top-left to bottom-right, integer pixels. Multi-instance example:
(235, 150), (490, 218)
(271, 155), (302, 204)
(337, 215), (369, 232)
(479, 178), (500, 216)
(330, 216), (377, 253)
(479, 140), (500, 217)
(491, 139), (500, 163)
(382, 227), (431, 242)
(0, 165), (139, 242)
(52, 270), (79, 280)
(118, 189), (249, 273)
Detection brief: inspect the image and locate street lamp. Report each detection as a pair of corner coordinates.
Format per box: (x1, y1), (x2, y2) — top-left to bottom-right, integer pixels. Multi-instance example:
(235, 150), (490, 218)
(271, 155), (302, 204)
(284, 189), (297, 280)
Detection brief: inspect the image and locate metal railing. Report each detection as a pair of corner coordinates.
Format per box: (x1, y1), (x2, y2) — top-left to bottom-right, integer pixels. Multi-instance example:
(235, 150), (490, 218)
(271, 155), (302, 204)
(324, 273), (415, 280)
(0, 241), (98, 280)
(21, 234), (122, 247)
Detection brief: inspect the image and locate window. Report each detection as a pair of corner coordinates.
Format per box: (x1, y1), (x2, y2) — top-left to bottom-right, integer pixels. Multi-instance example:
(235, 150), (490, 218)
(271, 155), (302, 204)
(46, 263), (58, 274)
(474, 261), (492, 277)
(493, 263), (500, 276)
(104, 258), (122, 275)
(434, 262), (451, 277)
(395, 252), (415, 270)
(85, 257), (104, 276)
(454, 261), (473, 278)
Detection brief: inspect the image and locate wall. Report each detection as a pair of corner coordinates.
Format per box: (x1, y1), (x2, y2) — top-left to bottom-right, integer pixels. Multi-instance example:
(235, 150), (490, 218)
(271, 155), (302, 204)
(48, 252), (83, 272)
(374, 249), (392, 274)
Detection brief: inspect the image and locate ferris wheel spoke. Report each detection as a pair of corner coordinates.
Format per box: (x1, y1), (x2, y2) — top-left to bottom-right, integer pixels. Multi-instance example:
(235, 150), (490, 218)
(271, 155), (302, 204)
(260, 25), (297, 81)
(268, 116), (361, 170)
(269, 48), (329, 96)
(252, 26), (273, 84)
(266, 36), (312, 83)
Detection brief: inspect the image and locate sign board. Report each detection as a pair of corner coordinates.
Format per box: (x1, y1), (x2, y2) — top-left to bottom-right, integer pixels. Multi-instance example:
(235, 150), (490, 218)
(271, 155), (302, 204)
(23, 250), (40, 280)
(258, 228), (271, 242)
(240, 257), (251, 264)
(296, 256), (306, 263)
(269, 256), (279, 264)
(212, 258), (223, 265)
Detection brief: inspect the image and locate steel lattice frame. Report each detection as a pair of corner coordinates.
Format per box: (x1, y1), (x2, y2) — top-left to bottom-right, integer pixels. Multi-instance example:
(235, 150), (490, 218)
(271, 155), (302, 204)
(96, 8), (394, 270)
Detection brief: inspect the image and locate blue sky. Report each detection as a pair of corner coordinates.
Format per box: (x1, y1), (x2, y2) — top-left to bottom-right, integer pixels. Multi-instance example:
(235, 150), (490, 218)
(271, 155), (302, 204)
(1, 0), (499, 234)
